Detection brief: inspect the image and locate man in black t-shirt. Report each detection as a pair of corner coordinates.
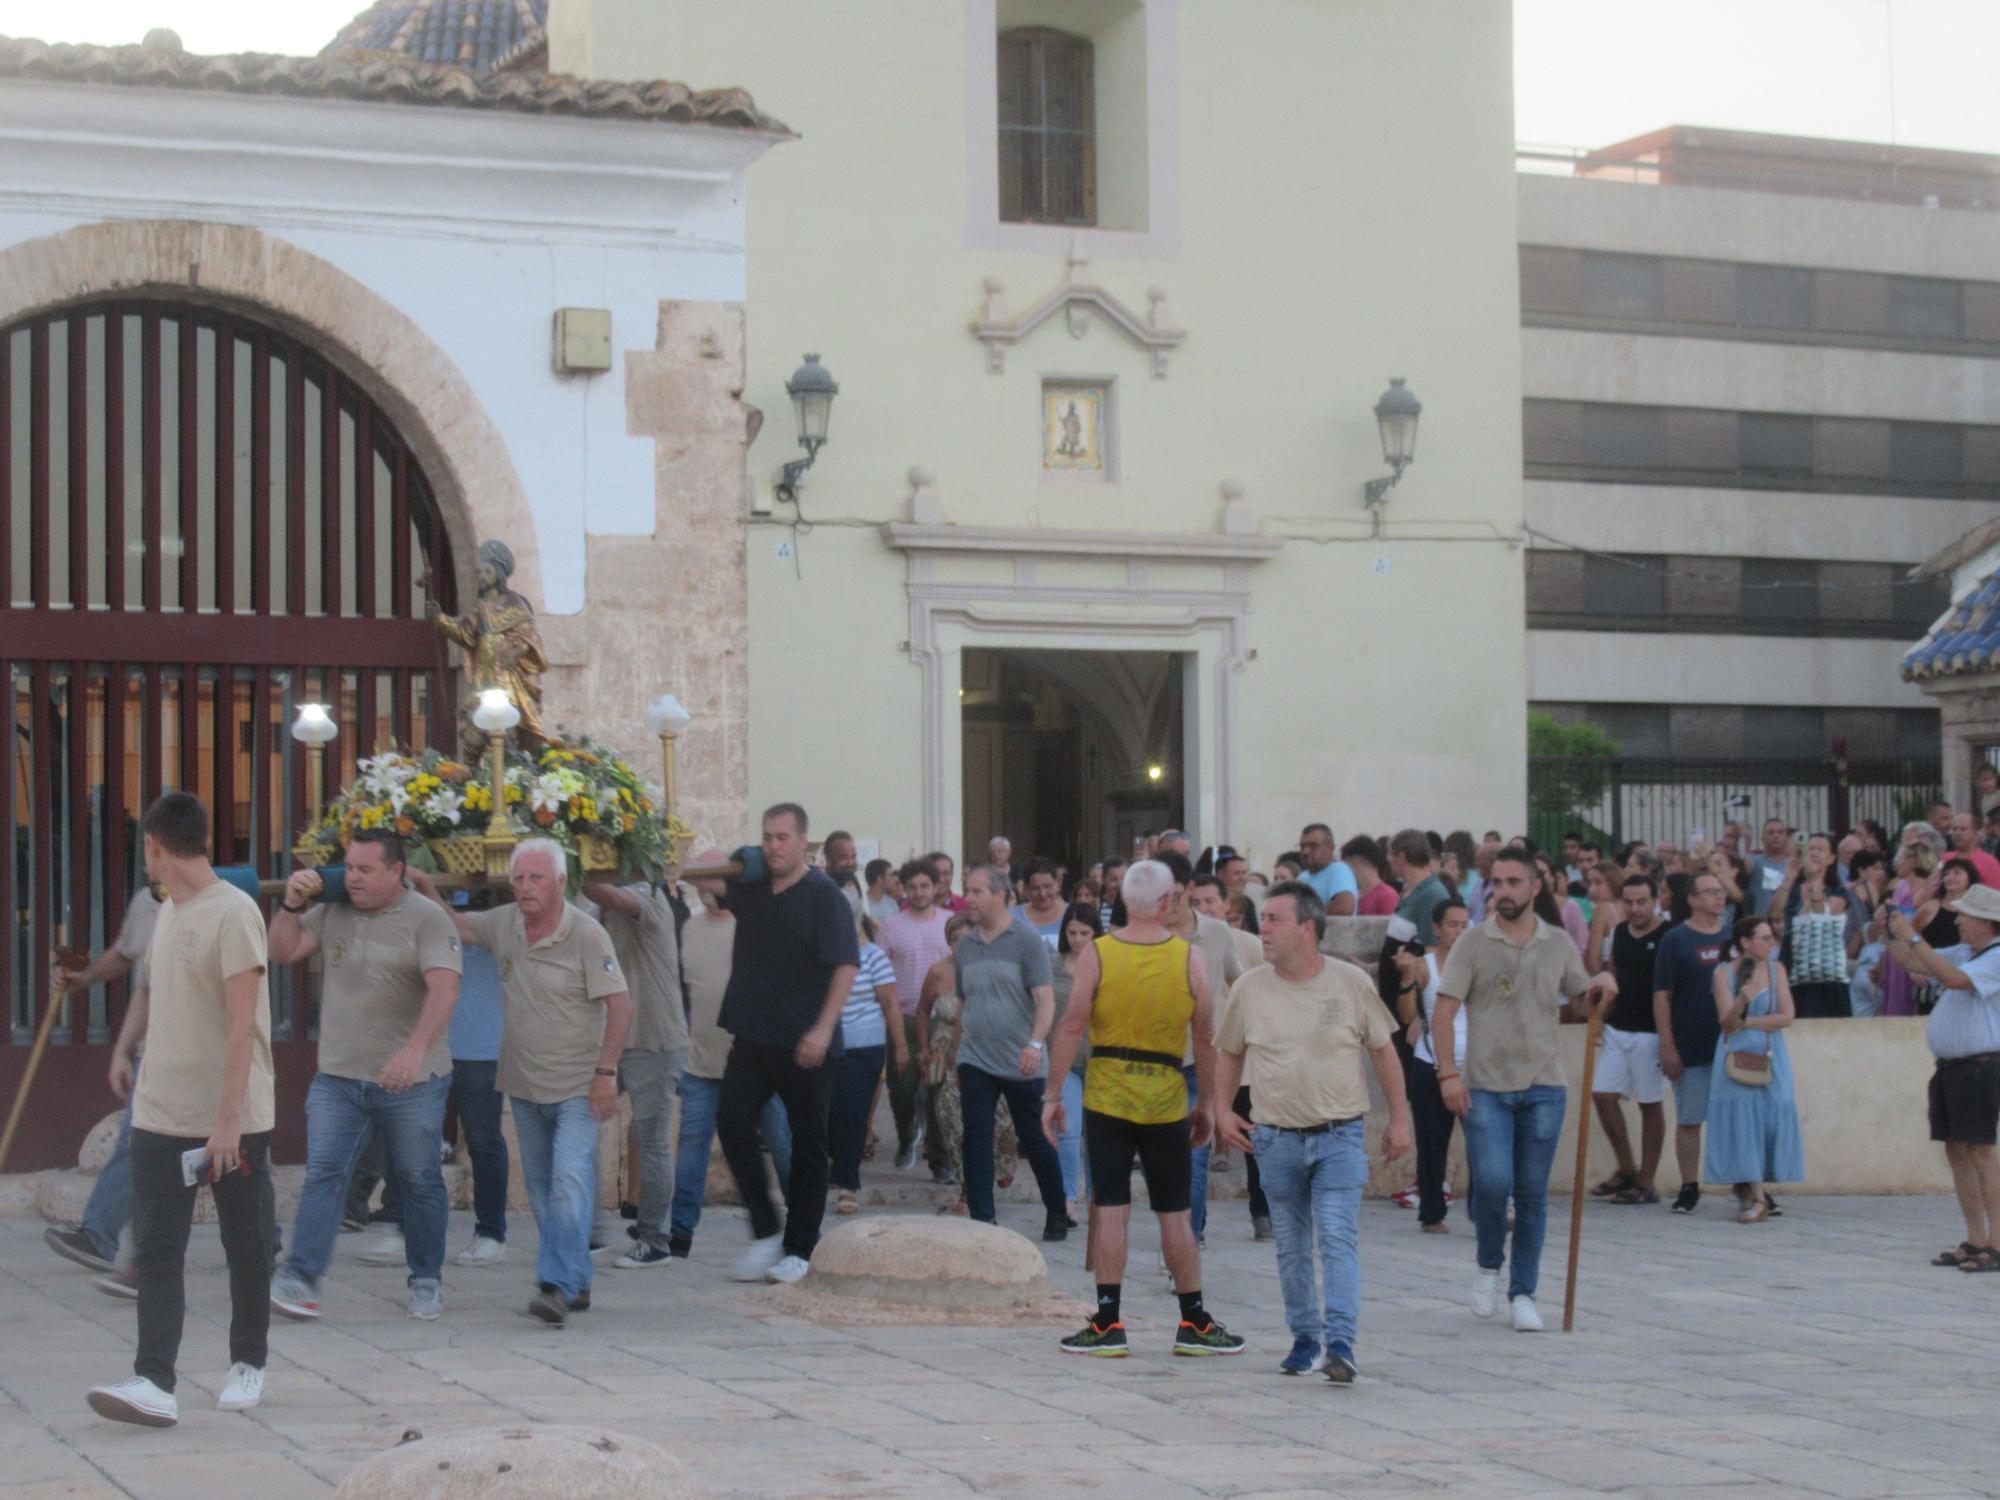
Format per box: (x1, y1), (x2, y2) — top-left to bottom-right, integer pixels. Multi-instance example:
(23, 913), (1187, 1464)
(1652, 871), (1731, 1214)
(1588, 873), (1668, 1205)
(714, 803), (859, 1287)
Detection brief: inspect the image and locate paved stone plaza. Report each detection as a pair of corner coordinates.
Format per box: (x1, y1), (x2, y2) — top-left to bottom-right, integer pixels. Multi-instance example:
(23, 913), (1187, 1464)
(2, 1186), (1997, 1500)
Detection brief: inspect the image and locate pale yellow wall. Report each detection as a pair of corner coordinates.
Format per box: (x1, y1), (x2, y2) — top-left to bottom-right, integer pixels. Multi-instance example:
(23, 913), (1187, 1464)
(557, 0), (1526, 861)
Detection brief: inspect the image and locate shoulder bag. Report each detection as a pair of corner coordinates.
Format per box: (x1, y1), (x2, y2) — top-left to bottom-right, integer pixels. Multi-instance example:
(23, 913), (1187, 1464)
(1724, 978), (1773, 1087)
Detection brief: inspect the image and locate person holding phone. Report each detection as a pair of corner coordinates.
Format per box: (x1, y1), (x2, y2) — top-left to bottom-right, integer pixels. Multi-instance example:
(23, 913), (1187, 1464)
(87, 794), (277, 1429)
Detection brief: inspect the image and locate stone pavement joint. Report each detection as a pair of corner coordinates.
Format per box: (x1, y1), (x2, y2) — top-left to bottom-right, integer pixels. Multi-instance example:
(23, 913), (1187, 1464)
(3, 1192), (2000, 1498)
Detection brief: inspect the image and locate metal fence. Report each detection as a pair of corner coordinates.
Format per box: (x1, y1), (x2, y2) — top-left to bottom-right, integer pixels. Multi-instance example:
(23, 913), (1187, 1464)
(1527, 754), (1943, 850)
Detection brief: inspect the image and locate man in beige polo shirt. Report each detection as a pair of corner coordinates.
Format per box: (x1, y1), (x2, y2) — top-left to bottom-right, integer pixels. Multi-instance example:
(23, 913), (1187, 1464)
(417, 839), (632, 1327)
(1432, 848), (1616, 1333)
(266, 829), (462, 1324)
(1216, 881), (1411, 1385)
(88, 794), (277, 1429)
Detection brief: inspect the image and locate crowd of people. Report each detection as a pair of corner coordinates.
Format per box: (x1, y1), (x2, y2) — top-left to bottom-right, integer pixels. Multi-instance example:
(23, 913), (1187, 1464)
(37, 793), (2000, 1427)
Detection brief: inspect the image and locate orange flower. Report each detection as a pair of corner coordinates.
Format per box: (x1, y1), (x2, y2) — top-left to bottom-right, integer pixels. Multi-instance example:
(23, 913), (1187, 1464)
(534, 808), (556, 827)
(396, 816), (417, 836)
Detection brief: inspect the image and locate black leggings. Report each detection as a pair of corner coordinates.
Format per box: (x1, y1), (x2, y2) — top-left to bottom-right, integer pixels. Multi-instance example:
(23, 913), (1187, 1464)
(1406, 1056), (1457, 1226)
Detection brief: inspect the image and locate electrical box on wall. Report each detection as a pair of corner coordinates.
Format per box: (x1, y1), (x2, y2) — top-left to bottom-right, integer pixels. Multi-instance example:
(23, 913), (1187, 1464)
(553, 308), (613, 373)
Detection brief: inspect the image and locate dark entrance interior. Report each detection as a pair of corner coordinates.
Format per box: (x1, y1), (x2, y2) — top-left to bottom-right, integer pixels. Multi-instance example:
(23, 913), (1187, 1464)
(961, 647), (1185, 873)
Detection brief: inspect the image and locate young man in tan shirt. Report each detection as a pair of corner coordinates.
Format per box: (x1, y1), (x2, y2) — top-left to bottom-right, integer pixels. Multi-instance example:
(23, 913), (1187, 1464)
(88, 794), (277, 1429)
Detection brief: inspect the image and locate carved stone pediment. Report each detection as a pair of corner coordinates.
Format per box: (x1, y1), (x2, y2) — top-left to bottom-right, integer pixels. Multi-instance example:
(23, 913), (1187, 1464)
(971, 245), (1185, 377)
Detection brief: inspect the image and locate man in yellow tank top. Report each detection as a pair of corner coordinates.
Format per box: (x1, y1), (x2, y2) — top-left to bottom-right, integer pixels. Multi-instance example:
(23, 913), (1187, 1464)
(1043, 861), (1246, 1358)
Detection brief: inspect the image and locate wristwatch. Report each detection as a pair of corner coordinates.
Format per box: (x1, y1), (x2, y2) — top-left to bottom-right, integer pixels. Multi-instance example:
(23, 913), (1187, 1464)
(282, 902), (307, 915)
(593, 1067), (617, 1078)
(1027, 1040), (1046, 1052)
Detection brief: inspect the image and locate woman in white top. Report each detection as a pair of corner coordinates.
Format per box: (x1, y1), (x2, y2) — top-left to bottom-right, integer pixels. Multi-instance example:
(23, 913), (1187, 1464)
(1583, 863), (1625, 977)
(1398, 897), (1471, 1233)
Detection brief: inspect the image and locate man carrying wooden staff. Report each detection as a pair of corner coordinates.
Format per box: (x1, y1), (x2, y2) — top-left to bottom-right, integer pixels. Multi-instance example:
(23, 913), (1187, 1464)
(1431, 849), (1615, 1334)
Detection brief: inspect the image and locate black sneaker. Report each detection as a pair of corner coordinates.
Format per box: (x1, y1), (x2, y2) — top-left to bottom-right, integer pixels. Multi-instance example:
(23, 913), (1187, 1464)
(667, 1233), (692, 1259)
(619, 1200), (639, 1220)
(567, 1290), (592, 1312)
(44, 1225), (114, 1273)
(528, 1287), (567, 1326)
(1042, 1211), (1069, 1243)
(1059, 1320), (1129, 1357)
(1173, 1318), (1247, 1357)
(1670, 1184), (1700, 1215)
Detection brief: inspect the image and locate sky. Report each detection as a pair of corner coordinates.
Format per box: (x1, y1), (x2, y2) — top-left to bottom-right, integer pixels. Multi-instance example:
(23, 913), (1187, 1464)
(3, 0), (1998, 157)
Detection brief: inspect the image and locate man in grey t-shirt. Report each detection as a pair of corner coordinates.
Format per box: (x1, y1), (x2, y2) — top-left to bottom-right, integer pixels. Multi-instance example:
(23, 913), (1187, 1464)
(955, 865), (1069, 1239)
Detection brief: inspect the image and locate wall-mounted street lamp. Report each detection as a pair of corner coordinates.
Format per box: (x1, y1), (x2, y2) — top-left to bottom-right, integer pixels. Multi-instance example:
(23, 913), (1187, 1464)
(1362, 377), (1422, 509)
(774, 353), (840, 505)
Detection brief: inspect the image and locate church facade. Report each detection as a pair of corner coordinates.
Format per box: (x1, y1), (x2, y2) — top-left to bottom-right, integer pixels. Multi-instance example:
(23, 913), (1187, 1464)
(553, 0), (1528, 868)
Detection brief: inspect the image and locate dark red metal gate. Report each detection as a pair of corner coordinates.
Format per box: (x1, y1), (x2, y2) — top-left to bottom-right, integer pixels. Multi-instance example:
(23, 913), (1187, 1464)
(3, 300), (457, 1169)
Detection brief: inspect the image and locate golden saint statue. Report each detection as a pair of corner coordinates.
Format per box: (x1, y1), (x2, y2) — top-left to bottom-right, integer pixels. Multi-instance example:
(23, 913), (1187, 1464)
(432, 539), (558, 755)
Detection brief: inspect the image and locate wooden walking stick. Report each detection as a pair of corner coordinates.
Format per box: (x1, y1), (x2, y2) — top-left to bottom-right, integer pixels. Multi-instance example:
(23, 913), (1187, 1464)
(0, 941), (82, 1174)
(1562, 997), (1606, 1333)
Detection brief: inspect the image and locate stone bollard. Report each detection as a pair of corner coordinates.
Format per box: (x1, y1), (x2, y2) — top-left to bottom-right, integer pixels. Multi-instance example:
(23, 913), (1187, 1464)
(78, 1111), (125, 1175)
(803, 1216), (1050, 1311)
(337, 1425), (703, 1499)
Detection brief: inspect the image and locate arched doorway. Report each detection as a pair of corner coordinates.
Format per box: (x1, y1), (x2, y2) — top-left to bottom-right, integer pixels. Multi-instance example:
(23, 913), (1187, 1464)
(3, 298), (459, 1167)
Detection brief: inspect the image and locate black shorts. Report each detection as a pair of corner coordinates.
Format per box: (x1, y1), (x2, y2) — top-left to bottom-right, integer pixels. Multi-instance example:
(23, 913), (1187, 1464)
(1084, 1108), (1192, 1214)
(1930, 1054), (2000, 1146)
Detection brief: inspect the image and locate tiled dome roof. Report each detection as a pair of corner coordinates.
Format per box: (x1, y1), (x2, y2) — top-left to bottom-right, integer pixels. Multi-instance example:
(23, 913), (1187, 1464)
(323, 0), (546, 73)
(1904, 570), (2000, 681)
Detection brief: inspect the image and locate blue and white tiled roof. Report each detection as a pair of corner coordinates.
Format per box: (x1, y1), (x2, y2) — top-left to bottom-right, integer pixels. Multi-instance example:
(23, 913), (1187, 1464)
(322, 0), (546, 73)
(1903, 568), (2000, 680)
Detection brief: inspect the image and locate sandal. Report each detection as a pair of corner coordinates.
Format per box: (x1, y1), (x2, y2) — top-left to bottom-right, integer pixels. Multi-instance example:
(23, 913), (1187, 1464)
(1738, 1199), (1770, 1225)
(1610, 1185), (1660, 1206)
(1958, 1246), (2000, 1273)
(1934, 1241), (1979, 1267)
(1590, 1171), (1636, 1199)
(835, 1191), (859, 1216)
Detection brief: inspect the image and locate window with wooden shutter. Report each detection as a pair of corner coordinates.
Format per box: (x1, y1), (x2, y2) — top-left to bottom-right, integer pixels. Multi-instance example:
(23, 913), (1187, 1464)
(998, 28), (1095, 226)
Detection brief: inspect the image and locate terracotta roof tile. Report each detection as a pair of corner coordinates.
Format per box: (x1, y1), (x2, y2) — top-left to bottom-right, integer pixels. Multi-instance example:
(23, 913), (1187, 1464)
(0, 32), (790, 134)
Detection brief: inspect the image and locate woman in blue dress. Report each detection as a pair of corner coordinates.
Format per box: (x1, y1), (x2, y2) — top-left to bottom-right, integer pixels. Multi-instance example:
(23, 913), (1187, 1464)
(1706, 914), (1807, 1223)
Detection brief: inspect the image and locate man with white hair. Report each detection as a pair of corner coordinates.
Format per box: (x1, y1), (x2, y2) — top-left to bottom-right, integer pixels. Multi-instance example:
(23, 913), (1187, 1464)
(1043, 859), (1244, 1359)
(988, 835), (1019, 892)
(416, 841), (632, 1327)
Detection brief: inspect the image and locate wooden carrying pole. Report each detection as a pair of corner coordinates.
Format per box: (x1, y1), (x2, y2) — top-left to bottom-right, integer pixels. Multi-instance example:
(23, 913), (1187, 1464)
(1562, 1000), (1606, 1333)
(251, 859), (744, 899)
(0, 940), (76, 1174)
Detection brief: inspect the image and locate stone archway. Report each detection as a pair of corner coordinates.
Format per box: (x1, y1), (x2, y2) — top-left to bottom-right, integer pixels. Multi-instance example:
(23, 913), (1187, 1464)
(0, 218), (538, 608)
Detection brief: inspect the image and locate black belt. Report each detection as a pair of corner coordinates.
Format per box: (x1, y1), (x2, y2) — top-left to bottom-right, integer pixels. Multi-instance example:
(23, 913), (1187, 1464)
(1271, 1116), (1362, 1136)
(1092, 1045), (1183, 1070)
(1938, 1052), (2000, 1067)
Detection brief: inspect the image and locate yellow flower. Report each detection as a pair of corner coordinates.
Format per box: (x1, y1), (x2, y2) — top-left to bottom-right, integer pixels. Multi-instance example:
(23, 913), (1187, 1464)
(359, 805), (388, 829)
(504, 784), (524, 805)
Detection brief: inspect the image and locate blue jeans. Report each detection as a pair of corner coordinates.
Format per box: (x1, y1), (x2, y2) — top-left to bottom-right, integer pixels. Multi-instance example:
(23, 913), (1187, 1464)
(285, 1072), (449, 1289)
(510, 1095), (599, 1300)
(1465, 1085), (1567, 1301)
(1183, 1067), (1210, 1238)
(1058, 1071), (1087, 1202)
(1254, 1119), (1367, 1350)
(670, 1074), (791, 1242)
(828, 1044), (886, 1193)
(451, 1060), (508, 1242)
(82, 1086), (136, 1262)
(957, 1064), (1067, 1224)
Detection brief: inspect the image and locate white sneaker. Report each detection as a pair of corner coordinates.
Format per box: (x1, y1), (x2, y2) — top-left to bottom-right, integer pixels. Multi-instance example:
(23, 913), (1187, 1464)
(355, 1229), (405, 1266)
(764, 1254), (811, 1285)
(1510, 1295), (1544, 1333)
(87, 1376), (178, 1428)
(217, 1362), (264, 1411)
(731, 1234), (784, 1282)
(453, 1235), (506, 1267)
(1471, 1269), (1500, 1319)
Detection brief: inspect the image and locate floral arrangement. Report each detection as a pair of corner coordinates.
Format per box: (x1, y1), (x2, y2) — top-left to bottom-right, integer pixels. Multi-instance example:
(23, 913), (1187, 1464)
(301, 739), (669, 880)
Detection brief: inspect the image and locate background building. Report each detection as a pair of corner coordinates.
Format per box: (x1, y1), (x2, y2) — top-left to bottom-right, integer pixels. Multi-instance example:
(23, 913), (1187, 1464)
(555, 0), (1529, 871)
(1518, 126), (2000, 834)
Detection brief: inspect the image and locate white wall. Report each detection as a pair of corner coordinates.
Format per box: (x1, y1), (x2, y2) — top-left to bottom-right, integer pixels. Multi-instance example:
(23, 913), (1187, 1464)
(1528, 630), (1932, 710)
(0, 78), (772, 614)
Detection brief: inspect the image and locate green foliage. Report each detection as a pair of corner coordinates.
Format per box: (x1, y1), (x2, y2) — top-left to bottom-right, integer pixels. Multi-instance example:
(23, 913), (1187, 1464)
(1526, 711), (1620, 820)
